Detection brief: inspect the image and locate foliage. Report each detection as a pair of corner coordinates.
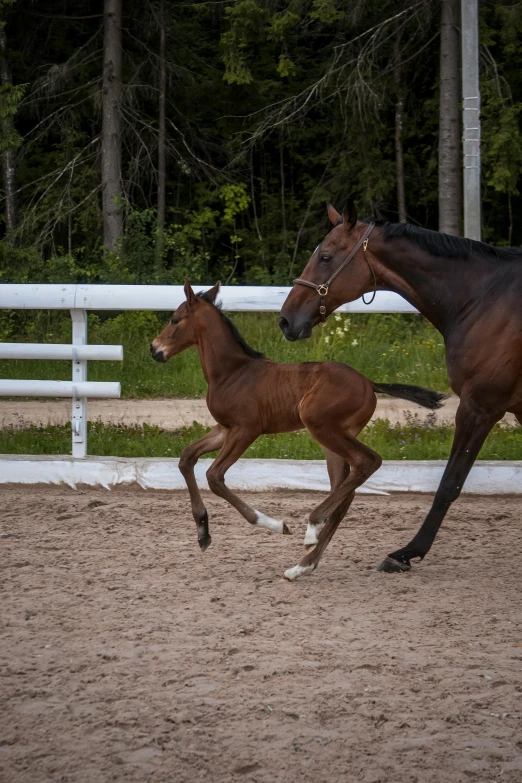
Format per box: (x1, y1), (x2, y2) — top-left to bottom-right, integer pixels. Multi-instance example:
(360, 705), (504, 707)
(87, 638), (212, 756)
(1, 309), (450, 397)
(1, 417), (519, 460)
(0, 0), (520, 284)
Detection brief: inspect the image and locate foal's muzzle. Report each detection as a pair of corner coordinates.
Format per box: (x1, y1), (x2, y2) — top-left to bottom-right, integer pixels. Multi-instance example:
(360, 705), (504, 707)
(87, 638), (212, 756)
(150, 343), (166, 363)
(278, 315), (312, 342)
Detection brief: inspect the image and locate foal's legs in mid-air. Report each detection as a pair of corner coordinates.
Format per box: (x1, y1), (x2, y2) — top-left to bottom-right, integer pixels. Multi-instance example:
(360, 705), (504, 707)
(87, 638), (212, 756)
(204, 426), (293, 535)
(179, 424), (292, 548)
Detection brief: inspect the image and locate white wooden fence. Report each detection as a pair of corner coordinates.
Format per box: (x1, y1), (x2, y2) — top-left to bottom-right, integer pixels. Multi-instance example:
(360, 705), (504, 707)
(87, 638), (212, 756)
(0, 284), (519, 493)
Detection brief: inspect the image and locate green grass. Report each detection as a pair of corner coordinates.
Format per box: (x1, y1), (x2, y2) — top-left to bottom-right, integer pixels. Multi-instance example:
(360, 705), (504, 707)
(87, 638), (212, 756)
(1, 418), (520, 460)
(0, 310), (451, 398)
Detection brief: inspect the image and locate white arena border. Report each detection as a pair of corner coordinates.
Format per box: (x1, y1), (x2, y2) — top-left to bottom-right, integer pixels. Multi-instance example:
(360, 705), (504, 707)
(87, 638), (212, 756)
(1, 456), (521, 494)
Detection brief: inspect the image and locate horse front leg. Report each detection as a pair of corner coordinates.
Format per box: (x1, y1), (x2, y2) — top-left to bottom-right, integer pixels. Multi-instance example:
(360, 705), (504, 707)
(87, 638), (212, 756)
(178, 425), (226, 550)
(378, 397), (505, 573)
(206, 427), (293, 536)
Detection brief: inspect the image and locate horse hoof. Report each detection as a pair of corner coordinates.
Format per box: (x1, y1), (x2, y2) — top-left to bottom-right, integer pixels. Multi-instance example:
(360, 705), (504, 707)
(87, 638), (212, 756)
(282, 522), (293, 535)
(377, 555), (411, 573)
(199, 535), (212, 552)
(283, 564), (316, 581)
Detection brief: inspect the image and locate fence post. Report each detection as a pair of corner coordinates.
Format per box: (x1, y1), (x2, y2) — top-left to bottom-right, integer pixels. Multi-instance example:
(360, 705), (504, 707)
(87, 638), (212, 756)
(70, 309), (88, 458)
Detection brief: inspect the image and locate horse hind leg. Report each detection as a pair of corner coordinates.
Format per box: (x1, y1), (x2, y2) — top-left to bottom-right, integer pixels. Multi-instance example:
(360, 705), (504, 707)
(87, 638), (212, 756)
(285, 422), (381, 581)
(378, 397), (504, 573)
(303, 447), (349, 550)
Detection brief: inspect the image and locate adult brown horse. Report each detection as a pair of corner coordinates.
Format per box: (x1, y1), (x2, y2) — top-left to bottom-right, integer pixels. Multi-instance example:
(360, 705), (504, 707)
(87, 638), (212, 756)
(150, 280), (444, 580)
(279, 199), (522, 573)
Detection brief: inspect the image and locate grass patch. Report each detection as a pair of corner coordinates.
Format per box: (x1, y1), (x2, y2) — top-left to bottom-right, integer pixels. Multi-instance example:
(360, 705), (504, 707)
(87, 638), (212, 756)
(1, 418), (520, 460)
(0, 310), (451, 398)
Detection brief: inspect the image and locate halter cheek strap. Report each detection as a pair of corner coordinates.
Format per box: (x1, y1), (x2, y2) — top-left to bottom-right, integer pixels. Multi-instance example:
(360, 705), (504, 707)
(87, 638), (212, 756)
(293, 222), (376, 326)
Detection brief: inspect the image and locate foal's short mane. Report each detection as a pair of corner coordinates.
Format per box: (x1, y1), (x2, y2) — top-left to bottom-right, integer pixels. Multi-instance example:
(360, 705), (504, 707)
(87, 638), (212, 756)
(197, 291), (264, 359)
(365, 220), (522, 262)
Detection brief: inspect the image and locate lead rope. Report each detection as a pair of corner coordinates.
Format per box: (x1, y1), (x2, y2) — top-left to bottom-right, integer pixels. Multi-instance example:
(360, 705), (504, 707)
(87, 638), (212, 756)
(361, 243), (377, 305)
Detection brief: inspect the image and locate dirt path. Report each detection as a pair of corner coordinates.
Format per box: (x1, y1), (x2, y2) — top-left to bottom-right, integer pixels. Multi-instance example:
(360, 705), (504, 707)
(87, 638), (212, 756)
(2, 395), (518, 429)
(1, 485), (521, 782)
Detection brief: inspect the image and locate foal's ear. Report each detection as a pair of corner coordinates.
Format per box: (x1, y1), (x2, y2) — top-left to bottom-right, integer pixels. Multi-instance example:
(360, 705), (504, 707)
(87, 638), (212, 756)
(327, 202), (342, 226)
(184, 279), (196, 307)
(206, 281), (221, 304)
(342, 198), (358, 231)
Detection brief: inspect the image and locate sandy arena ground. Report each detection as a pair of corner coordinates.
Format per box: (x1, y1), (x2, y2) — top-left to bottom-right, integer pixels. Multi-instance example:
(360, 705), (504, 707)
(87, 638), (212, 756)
(1, 485), (521, 783)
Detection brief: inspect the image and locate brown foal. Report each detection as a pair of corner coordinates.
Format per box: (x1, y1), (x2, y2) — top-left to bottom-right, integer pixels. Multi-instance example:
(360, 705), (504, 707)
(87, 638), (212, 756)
(151, 280), (444, 581)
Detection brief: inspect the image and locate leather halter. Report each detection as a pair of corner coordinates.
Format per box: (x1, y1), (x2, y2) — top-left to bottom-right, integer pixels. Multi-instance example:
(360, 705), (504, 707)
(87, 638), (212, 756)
(293, 222), (376, 326)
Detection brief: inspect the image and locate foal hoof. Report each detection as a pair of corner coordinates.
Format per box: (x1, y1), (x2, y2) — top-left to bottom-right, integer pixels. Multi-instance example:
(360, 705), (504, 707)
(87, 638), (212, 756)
(198, 535), (212, 552)
(283, 563), (316, 581)
(282, 522), (293, 535)
(377, 555), (411, 574)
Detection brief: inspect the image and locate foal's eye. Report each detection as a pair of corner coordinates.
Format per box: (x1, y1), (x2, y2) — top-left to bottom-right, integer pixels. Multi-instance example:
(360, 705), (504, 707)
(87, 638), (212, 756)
(170, 317), (180, 325)
(320, 254), (332, 264)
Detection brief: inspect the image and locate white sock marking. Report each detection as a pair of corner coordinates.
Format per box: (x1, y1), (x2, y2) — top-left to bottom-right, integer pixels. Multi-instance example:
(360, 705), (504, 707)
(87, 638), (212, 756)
(304, 521), (323, 546)
(284, 564), (316, 581)
(254, 509), (284, 534)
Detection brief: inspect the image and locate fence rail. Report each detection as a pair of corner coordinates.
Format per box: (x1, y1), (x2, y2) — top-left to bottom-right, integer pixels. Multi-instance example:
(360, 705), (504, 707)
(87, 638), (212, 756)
(0, 284), (418, 313)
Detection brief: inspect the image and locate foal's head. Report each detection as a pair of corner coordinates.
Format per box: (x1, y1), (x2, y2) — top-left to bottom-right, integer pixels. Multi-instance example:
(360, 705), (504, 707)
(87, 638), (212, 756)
(150, 280), (220, 363)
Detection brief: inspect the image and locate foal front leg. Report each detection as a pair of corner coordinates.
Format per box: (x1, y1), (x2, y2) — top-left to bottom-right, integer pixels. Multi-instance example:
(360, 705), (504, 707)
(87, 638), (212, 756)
(178, 425), (226, 550)
(206, 427), (292, 535)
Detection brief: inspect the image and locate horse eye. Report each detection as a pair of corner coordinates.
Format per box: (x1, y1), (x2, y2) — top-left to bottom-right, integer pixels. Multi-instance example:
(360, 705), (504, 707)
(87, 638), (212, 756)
(320, 254), (332, 263)
(171, 317), (180, 325)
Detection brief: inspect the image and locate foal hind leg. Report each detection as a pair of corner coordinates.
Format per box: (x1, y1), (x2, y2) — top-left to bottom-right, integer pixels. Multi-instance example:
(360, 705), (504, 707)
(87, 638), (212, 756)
(206, 427), (292, 535)
(179, 425), (226, 550)
(285, 424), (381, 581)
(303, 448), (349, 550)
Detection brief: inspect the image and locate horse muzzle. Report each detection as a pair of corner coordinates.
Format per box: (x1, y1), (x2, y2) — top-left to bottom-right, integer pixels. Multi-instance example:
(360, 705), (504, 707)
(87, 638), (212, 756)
(150, 343), (167, 363)
(278, 315), (312, 342)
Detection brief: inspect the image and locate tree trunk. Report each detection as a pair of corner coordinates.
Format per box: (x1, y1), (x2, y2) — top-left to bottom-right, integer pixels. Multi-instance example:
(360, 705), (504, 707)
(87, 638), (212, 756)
(0, 28), (16, 233)
(280, 133), (286, 251)
(438, 0), (461, 236)
(155, 0), (166, 272)
(393, 28), (407, 223)
(101, 0), (123, 252)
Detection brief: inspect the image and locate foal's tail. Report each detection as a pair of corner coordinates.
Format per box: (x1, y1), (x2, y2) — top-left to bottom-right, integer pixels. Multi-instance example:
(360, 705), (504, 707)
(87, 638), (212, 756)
(371, 382), (446, 410)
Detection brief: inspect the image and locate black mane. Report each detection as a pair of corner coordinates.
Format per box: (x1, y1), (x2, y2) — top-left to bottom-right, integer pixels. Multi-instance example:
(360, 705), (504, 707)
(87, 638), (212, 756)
(197, 291), (264, 359)
(378, 221), (522, 262)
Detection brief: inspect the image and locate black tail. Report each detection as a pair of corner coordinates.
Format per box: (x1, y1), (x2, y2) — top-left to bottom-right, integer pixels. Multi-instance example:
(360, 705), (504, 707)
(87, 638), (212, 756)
(371, 382), (447, 410)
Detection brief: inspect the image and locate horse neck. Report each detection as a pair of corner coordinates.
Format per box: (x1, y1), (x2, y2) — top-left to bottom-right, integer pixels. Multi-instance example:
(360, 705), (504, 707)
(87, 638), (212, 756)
(194, 307), (253, 386)
(375, 239), (490, 334)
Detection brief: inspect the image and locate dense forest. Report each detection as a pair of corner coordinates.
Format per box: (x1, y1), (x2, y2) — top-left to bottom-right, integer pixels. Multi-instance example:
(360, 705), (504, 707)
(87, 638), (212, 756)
(0, 0), (521, 287)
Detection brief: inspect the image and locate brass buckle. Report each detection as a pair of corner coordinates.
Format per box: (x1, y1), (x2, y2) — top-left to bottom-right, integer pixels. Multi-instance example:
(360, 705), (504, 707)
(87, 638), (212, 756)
(316, 284), (329, 297)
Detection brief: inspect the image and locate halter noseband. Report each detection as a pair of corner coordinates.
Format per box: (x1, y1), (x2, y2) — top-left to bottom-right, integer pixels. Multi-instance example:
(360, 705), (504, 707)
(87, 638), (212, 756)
(293, 222), (376, 326)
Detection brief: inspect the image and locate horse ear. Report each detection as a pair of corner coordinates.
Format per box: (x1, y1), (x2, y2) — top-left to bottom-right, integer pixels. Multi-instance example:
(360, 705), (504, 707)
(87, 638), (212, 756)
(342, 198), (358, 231)
(206, 281), (221, 303)
(184, 279), (196, 307)
(327, 202), (342, 226)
